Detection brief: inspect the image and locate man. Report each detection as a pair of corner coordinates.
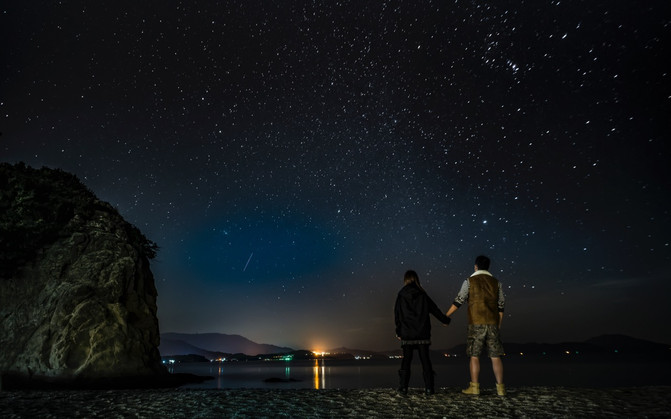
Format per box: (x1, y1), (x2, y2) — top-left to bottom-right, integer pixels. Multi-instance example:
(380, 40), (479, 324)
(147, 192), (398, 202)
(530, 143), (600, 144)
(446, 255), (506, 396)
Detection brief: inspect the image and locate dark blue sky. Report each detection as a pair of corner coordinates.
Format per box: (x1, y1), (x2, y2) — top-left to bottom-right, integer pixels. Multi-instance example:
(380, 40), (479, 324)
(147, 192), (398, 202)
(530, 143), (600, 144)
(2, 1), (670, 351)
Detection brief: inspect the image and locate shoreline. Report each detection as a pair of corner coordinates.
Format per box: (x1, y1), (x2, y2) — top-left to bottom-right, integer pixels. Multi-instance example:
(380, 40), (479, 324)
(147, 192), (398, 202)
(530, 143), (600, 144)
(0, 372), (211, 391)
(2, 386), (670, 418)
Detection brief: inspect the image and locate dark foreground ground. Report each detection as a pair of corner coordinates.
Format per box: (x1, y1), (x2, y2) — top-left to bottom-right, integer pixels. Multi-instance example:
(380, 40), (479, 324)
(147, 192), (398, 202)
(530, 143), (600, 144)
(1, 386), (670, 418)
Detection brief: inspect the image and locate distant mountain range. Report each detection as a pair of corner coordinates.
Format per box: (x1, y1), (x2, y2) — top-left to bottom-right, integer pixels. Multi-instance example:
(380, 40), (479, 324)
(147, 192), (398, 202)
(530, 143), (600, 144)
(160, 333), (670, 360)
(160, 333), (293, 358)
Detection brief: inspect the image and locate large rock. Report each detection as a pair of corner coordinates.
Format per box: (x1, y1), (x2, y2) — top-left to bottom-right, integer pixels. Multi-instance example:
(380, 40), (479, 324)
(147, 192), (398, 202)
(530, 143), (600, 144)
(0, 163), (168, 388)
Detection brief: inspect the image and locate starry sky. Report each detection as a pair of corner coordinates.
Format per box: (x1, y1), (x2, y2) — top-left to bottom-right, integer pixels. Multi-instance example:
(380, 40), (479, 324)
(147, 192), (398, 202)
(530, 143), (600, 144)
(2, 1), (670, 352)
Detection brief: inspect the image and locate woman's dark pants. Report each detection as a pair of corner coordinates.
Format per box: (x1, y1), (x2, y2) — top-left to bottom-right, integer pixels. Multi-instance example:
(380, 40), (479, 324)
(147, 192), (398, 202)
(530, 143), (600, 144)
(398, 344), (435, 394)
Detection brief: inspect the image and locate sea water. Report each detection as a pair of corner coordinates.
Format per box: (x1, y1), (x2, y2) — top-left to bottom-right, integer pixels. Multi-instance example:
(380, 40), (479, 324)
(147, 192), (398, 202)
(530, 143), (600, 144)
(167, 356), (671, 390)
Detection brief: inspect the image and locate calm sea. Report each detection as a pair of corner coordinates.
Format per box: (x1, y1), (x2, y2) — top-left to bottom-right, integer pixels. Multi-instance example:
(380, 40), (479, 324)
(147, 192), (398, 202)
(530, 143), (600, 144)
(168, 356), (671, 390)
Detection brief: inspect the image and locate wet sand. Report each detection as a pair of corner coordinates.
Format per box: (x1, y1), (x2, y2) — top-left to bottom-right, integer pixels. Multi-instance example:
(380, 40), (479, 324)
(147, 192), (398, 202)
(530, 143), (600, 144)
(2, 386), (670, 418)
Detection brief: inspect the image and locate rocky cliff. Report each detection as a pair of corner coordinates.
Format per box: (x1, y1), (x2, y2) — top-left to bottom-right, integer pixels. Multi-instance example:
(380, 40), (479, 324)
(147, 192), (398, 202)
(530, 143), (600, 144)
(0, 163), (168, 388)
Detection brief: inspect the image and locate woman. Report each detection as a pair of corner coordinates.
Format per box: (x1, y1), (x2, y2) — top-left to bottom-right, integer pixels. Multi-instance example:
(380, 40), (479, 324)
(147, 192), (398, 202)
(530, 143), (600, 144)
(394, 270), (450, 395)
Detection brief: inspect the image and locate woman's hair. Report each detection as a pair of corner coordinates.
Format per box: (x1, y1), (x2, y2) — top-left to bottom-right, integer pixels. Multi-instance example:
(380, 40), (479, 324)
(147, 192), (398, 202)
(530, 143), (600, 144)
(404, 270), (424, 291)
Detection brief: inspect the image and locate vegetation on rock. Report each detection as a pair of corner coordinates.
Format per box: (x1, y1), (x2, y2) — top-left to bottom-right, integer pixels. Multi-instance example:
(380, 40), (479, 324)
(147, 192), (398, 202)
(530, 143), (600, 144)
(0, 162), (158, 278)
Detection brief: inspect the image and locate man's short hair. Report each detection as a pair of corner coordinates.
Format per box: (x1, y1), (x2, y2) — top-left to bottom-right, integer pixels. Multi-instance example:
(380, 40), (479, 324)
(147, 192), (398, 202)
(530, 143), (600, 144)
(475, 255), (490, 270)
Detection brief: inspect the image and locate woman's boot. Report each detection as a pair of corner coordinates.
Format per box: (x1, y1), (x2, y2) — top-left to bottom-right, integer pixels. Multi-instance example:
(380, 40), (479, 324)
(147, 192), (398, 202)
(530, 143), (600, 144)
(423, 370), (435, 395)
(397, 370), (410, 395)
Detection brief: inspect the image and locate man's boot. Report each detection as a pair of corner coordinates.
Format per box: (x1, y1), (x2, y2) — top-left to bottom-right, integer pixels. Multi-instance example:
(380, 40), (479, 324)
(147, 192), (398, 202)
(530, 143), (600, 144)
(462, 381), (480, 395)
(397, 370), (410, 395)
(423, 370), (435, 395)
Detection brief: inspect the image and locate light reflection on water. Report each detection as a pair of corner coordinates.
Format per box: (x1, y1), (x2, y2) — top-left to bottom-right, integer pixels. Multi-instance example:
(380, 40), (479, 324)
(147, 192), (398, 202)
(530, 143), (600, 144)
(313, 358), (326, 389)
(169, 358), (403, 390)
(166, 357), (671, 389)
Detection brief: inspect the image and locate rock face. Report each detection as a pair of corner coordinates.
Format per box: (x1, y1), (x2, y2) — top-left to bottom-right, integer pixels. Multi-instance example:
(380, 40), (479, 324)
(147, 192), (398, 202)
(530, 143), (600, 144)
(0, 163), (166, 387)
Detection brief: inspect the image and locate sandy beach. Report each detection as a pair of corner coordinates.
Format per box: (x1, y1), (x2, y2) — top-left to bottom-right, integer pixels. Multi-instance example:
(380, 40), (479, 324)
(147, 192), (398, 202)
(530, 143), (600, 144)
(2, 386), (670, 418)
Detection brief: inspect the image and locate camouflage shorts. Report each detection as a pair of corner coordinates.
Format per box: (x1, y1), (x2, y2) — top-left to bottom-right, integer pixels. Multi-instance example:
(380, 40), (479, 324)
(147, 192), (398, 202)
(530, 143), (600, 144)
(466, 324), (505, 357)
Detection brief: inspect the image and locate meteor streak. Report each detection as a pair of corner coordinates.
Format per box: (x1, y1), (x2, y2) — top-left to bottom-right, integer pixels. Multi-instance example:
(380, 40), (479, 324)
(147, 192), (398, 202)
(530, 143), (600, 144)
(243, 252), (253, 272)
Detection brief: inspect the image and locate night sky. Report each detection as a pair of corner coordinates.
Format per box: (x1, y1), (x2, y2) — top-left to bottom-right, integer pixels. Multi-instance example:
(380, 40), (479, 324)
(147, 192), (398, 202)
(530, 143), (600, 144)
(2, 1), (670, 352)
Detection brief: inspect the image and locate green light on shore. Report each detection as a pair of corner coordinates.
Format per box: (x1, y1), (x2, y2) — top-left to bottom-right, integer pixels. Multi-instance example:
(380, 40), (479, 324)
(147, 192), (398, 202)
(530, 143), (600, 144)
(283, 355), (294, 361)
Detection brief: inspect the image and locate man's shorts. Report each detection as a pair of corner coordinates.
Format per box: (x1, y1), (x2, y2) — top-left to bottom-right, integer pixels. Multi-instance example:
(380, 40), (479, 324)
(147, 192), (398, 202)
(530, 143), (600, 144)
(466, 324), (505, 357)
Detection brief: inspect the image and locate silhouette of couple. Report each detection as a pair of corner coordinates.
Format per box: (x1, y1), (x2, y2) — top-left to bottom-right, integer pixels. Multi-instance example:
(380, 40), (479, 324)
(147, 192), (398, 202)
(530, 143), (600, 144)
(394, 255), (506, 396)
